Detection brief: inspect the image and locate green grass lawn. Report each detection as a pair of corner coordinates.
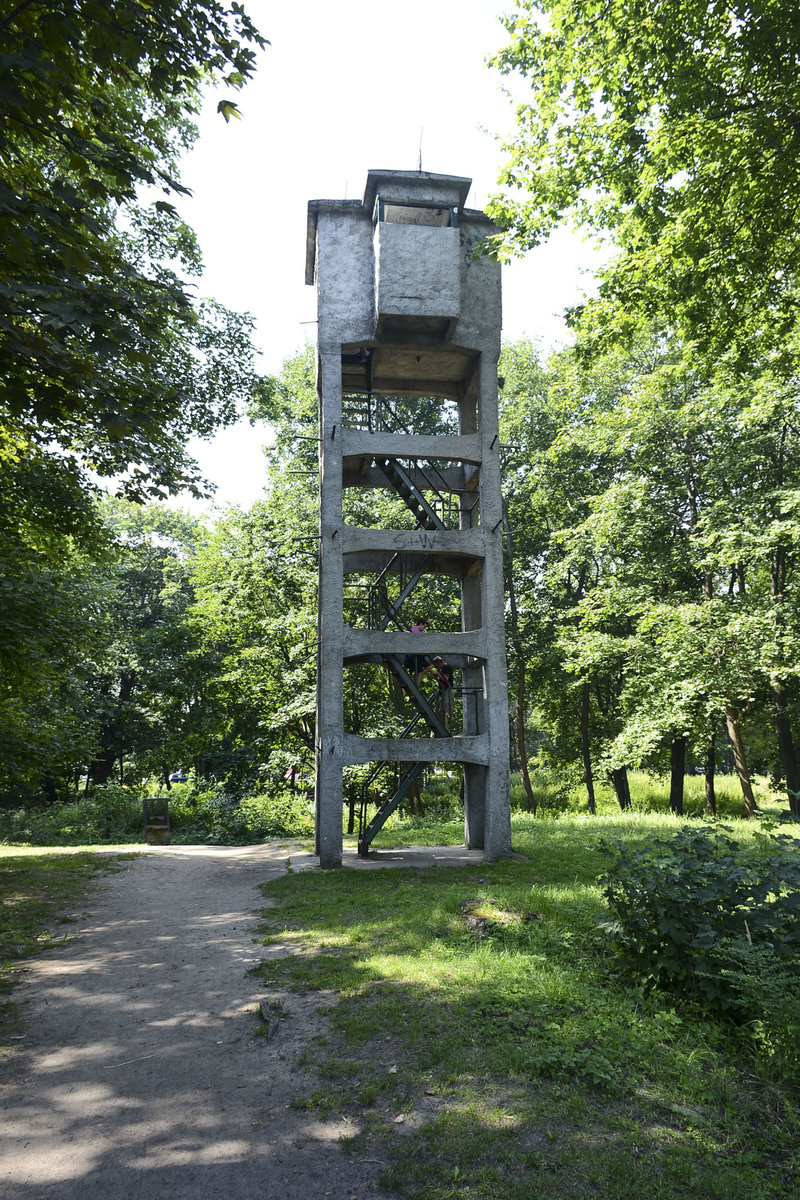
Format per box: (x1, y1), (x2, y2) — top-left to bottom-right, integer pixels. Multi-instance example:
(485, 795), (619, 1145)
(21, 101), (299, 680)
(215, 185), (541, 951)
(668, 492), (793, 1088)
(254, 813), (800, 1200)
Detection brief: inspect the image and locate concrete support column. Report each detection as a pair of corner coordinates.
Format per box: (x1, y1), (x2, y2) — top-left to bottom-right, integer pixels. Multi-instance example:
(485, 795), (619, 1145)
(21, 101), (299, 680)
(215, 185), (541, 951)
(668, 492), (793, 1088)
(315, 345), (344, 867)
(461, 569), (485, 848)
(459, 385), (486, 848)
(477, 353), (511, 860)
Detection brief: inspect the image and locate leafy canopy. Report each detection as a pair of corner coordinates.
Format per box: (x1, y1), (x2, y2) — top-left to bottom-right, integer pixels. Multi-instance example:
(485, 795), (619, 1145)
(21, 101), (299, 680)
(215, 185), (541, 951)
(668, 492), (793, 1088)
(0, 0), (266, 497)
(489, 1), (800, 363)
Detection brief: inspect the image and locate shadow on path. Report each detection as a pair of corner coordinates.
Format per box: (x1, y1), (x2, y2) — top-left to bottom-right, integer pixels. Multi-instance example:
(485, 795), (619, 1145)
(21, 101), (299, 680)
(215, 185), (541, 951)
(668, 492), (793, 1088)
(2, 843), (456, 1200)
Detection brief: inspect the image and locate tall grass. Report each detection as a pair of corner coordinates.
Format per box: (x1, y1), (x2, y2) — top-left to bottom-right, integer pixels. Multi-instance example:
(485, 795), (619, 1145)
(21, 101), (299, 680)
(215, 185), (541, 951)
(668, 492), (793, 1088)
(508, 768), (779, 819)
(367, 768), (783, 849)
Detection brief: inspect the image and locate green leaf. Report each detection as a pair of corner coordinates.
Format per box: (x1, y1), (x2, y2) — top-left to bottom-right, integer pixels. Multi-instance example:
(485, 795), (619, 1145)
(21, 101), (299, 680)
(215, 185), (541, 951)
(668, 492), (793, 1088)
(216, 99), (241, 122)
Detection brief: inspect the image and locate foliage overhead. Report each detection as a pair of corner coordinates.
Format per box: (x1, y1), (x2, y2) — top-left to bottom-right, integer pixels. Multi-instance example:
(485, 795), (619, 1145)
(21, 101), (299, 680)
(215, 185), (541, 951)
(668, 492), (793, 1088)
(489, 0), (800, 364)
(0, 0), (266, 497)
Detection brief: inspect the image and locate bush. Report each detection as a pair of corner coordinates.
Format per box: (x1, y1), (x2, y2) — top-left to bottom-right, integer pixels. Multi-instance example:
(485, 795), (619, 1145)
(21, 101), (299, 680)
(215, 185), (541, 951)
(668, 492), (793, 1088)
(238, 789), (314, 839)
(168, 781), (314, 844)
(90, 784), (143, 838)
(599, 824), (800, 1013)
(0, 784), (142, 845)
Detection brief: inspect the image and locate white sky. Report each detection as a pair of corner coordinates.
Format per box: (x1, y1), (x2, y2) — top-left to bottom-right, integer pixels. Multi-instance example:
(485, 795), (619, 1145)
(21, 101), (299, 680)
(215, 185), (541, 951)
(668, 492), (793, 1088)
(175, 0), (601, 509)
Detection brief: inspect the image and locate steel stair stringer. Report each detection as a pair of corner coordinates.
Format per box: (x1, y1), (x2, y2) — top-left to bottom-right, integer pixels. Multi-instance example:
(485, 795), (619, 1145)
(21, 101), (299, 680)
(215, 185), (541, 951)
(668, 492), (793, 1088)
(358, 762), (426, 856)
(375, 457), (447, 531)
(386, 654), (450, 738)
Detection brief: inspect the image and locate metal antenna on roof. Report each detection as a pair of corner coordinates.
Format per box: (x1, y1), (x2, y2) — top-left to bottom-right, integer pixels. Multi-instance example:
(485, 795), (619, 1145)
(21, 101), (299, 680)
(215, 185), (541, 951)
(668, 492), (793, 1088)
(418, 128), (424, 172)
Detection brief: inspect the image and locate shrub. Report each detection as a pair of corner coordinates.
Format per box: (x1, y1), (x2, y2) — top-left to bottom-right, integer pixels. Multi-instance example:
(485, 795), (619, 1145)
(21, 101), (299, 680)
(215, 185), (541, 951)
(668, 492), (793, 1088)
(599, 824), (800, 1013)
(0, 784), (142, 845)
(90, 784), (142, 838)
(168, 781), (314, 844)
(238, 789), (314, 839)
(168, 782), (247, 844)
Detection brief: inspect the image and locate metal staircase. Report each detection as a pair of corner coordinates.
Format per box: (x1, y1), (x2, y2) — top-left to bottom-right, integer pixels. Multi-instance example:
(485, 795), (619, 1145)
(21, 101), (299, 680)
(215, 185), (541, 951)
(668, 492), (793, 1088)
(356, 656), (451, 855)
(356, 454), (455, 856)
(342, 392), (411, 435)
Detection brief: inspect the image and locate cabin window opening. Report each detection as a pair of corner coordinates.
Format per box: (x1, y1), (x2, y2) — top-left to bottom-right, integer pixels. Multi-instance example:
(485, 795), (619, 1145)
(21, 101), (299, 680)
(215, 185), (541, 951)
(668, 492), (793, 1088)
(377, 200), (457, 227)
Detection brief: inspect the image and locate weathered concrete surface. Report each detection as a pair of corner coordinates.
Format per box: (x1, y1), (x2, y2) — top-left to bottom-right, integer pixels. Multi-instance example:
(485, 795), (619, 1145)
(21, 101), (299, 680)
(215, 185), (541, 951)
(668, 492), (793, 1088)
(342, 626), (488, 662)
(375, 223), (460, 322)
(340, 733), (488, 766)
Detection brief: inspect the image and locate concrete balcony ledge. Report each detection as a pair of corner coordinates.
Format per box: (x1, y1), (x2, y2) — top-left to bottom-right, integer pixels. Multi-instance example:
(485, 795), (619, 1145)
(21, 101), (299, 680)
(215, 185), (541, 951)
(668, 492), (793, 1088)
(343, 626), (487, 661)
(342, 525), (484, 557)
(341, 429), (482, 464)
(341, 733), (488, 765)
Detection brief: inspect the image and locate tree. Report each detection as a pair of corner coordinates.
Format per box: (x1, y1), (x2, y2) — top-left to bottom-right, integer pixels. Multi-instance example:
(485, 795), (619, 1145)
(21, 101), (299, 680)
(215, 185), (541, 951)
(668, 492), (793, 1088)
(489, 1), (800, 367)
(0, 440), (112, 799)
(190, 495), (319, 789)
(0, 2), (266, 798)
(489, 5), (800, 812)
(181, 347), (321, 790)
(546, 327), (800, 814)
(498, 325), (800, 817)
(499, 338), (621, 812)
(1, 0), (266, 498)
(84, 499), (211, 789)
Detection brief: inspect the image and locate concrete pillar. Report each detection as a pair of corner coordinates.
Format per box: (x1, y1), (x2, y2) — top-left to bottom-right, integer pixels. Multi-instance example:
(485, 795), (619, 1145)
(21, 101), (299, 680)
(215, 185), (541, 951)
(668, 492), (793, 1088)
(315, 345), (344, 867)
(476, 354), (512, 860)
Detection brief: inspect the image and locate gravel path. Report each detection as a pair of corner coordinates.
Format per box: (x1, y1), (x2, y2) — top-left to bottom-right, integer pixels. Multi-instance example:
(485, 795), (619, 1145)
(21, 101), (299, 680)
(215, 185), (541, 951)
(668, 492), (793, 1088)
(0, 843), (483, 1200)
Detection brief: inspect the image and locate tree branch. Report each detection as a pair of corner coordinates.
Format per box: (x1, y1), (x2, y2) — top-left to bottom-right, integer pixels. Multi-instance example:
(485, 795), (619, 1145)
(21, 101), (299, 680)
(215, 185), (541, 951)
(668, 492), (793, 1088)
(0, 0), (39, 34)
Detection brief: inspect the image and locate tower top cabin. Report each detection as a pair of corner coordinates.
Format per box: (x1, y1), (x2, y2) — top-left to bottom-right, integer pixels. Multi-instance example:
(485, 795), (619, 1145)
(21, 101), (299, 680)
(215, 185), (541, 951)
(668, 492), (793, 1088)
(306, 170), (501, 396)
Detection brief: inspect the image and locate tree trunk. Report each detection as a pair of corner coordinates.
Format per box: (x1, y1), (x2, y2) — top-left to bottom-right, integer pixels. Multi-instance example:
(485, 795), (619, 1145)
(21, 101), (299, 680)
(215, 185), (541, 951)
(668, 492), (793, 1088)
(503, 502), (536, 813)
(768, 522), (798, 812)
(669, 735), (685, 815)
(610, 767), (631, 810)
(89, 747), (116, 787)
(725, 706), (757, 817)
(516, 660), (537, 814)
(580, 681), (596, 815)
(771, 683), (800, 814)
(704, 732), (717, 816)
(89, 672), (135, 788)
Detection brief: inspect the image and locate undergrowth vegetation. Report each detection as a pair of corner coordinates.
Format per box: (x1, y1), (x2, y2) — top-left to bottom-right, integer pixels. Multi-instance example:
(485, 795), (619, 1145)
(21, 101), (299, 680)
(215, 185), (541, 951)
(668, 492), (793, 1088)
(0, 764), (780, 850)
(0, 767), (781, 849)
(0, 780), (315, 846)
(253, 813), (800, 1200)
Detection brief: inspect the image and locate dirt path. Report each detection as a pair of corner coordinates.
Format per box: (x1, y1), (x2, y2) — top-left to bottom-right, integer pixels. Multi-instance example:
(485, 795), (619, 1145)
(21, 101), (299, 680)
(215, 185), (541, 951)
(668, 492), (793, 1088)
(0, 843), (484, 1200)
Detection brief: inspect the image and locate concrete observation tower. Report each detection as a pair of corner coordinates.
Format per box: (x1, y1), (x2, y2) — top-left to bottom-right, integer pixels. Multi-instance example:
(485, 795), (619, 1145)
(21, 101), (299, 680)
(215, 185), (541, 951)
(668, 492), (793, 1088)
(306, 169), (511, 868)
